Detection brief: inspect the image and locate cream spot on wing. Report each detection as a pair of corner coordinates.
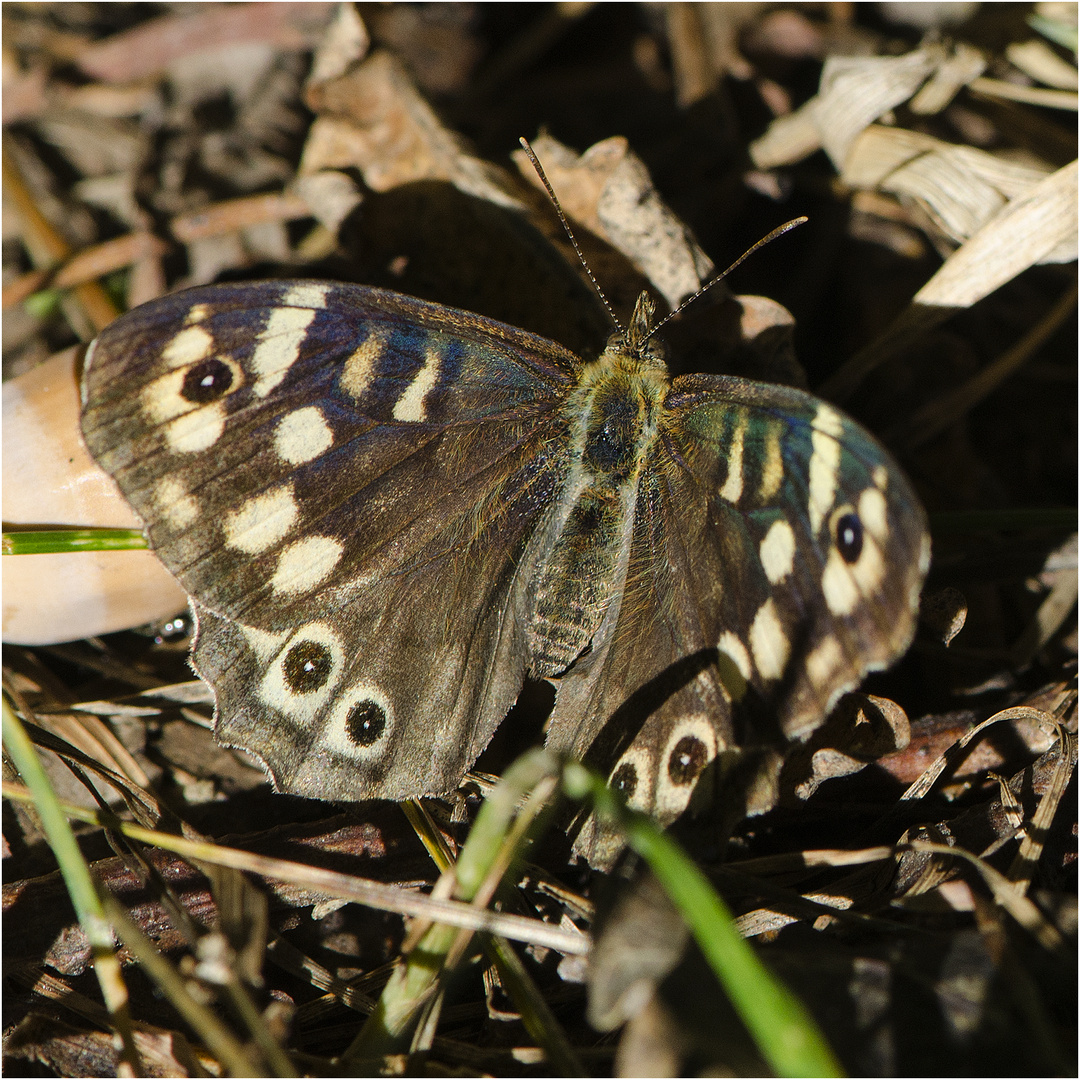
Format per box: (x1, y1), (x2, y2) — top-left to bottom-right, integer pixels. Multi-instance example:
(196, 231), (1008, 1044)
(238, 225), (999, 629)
(716, 630), (752, 700)
(393, 344), (442, 422)
(250, 306), (318, 397)
(873, 464), (888, 490)
(823, 504), (888, 616)
(271, 536), (343, 595)
(609, 746), (654, 812)
(717, 631), (752, 680)
(655, 714), (717, 819)
(238, 623), (289, 663)
(186, 303), (210, 325)
(283, 282), (330, 309)
(749, 598), (790, 682)
(821, 548), (859, 616)
(164, 403), (225, 452)
(719, 415), (745, 503)
(809, 404), (843, 535)
(851, 532), (885, 596)
(759, 518), (796, 585)
(275, 406), (333, 465)
(806, 636), (844, 690)
(323, 683), (394, 761)
(155, 475), (199, 530)
(859, 486), (888, 542)
(258, 622), (343, 719)
(341, 330), (387, 401)
(223, 485), (298, 554)
(759, 424), (784, 502)
(163, 325), (213, 369)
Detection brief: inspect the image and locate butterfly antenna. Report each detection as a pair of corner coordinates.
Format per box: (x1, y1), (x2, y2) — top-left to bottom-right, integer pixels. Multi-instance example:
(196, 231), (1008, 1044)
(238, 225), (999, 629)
(644, 216), (808, 342)
(519, 137), (624, 334)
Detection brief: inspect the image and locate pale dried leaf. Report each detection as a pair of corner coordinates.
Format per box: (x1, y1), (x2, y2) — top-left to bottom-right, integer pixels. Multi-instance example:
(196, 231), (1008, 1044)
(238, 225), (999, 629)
(241, 219), (291, 263)
(35, 110), (145, 176)
(878, 2), (980, 30)
(909, 41), (986, 114)
(514, 133), (714, 308)
(184, 232), (248, 288)
(73, 173), (147, 231)
(166, 42), (278, 110)
(968, 76), (1078, 110)
(1006, 39), (1079, 90)
(291, 169), (363, 234)
(54, 81), (162, 119)
(914, 158), (1077, 308)
(845, 127), (1054, 245)
(307, 1), (370, 88)
(747, 101), (822, 169)
(76, 2), (335, 83)
(750, 44), (1002, 170)
(814, 48), (940, 167)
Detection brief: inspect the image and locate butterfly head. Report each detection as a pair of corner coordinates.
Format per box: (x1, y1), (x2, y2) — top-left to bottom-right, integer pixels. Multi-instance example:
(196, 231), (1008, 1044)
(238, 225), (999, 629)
(600, 291), (669, 374)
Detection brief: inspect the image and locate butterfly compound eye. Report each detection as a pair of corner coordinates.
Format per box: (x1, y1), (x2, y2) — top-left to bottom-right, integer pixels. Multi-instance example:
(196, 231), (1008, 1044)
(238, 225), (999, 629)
(182, 358), (234, 403)
(835, 511), (864, 564)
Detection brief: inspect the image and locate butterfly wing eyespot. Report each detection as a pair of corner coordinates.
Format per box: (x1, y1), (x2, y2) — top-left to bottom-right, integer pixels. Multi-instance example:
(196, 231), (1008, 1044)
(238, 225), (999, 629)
(346, 700), (388, 747)
(832, 508), (864, 563)
(667, 734), (709, 786)
(281, 639), (335, 693)
(181, 358), (237, 403)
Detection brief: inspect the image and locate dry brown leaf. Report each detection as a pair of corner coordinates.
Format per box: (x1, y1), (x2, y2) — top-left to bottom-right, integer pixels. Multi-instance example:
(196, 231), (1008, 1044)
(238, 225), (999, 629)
(665, 3), (760, 107)
(170, 192), (311, 243)
(513, 133), (714, 309)
(76, 3), (336, 83)
(301, 50), (519, 209)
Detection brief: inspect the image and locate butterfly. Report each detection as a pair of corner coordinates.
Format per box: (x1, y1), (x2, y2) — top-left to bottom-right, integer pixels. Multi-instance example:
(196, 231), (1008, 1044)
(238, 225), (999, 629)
(80, 270), (929, 863)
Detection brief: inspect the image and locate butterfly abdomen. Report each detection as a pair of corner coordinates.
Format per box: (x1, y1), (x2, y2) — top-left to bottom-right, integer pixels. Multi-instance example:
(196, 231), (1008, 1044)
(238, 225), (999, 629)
(525, 352), (667, 678)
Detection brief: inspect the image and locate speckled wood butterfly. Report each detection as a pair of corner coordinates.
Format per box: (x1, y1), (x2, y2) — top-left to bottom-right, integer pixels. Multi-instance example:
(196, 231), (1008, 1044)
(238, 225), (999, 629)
(80, 250), (928, 861)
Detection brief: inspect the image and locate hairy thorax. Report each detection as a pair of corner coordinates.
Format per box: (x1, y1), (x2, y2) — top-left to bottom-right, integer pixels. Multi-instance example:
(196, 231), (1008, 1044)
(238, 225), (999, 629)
(525, 330), (668, 678)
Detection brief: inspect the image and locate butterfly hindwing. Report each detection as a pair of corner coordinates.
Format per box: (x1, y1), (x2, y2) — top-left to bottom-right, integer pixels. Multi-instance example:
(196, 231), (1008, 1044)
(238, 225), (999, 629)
(81, 280), (581, 798)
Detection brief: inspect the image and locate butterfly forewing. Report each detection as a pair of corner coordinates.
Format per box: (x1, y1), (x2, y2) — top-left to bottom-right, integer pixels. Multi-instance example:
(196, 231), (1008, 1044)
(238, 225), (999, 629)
(81, 281), (580, 797)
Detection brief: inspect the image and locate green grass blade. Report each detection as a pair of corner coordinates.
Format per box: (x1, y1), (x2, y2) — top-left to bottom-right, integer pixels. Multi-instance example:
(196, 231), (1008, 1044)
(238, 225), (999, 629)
(563, 761), (843, 1078)
(3, 528), (148, 555)
(2, 700), (145, 1075)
